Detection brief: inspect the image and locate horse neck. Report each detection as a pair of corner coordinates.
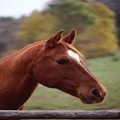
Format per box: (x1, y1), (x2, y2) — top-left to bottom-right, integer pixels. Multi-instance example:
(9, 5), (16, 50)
(0, 42), (44, 108)
(0, 43), (42, 96)
(10, 42), (44, 79)
(14, 42), (43, 65)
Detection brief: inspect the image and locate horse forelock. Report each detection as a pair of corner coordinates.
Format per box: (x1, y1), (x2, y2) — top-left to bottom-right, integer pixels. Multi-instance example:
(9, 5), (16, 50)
(61, 42), (85, 60)
(42, 41), (85, 63)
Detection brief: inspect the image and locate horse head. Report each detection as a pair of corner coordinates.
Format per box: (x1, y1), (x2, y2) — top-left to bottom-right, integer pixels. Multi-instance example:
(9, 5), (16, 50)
(33, 29), (107, 104)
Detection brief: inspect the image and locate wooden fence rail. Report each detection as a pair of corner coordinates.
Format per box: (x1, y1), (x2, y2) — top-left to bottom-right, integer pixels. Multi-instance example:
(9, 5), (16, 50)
(0, 110), (119, 119)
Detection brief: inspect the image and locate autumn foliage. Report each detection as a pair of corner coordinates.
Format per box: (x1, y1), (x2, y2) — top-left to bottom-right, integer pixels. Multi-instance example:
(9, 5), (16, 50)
(17, 0), (118, 57)
(76, 3), (118, 57)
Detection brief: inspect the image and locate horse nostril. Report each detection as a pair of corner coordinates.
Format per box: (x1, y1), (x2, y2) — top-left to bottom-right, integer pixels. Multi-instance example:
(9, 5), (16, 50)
(91, 88), (101, 98)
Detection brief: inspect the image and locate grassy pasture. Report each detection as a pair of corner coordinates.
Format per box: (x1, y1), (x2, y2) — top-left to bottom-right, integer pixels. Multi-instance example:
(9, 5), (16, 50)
(25, 56), (120, 110)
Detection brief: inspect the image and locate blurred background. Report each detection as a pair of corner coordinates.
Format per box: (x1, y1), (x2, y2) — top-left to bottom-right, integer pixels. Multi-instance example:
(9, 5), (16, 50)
(0, 0), (120, 110)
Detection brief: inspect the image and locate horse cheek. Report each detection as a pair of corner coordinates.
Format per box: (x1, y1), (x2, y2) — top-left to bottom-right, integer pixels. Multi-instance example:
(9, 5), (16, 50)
(33, 65), (57, 88)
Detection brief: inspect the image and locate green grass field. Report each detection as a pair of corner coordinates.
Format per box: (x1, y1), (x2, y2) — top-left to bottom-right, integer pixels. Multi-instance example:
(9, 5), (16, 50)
(25, 56), (120, 110)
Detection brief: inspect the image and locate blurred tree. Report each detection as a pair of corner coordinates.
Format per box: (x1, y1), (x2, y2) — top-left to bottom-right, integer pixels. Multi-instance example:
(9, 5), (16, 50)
(17, 1), (118, 57)
(0, 17), (21, 56)
(17, 11), (57, 44)
(76, 3), (118, 57)
(116, 14), (120, 48)
(47, 0), (97, 33)
(88, 0), (120, 49)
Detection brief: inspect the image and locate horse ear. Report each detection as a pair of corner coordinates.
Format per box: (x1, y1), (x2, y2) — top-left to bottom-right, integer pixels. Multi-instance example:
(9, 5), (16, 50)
(61, 29), (76, 45)
(45, 30), (64, 48)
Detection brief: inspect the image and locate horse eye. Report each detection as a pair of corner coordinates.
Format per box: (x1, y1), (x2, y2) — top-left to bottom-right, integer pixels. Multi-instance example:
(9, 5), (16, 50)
(56, 59), (68, 65)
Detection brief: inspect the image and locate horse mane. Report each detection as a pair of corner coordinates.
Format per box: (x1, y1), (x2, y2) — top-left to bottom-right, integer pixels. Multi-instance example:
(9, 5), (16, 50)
(0, 42), (44, 63)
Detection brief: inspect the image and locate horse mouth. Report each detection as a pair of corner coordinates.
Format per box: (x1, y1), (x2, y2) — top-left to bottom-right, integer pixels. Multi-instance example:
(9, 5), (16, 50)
(79, 93), (103, 104)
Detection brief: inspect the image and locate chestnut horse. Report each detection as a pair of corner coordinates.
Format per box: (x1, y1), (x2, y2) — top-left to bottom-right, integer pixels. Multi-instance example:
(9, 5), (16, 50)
(0, 29), (106, 110)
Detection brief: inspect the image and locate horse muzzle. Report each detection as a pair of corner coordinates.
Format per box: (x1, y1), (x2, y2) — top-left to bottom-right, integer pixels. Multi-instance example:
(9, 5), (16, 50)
(78, 88), (107, 104)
